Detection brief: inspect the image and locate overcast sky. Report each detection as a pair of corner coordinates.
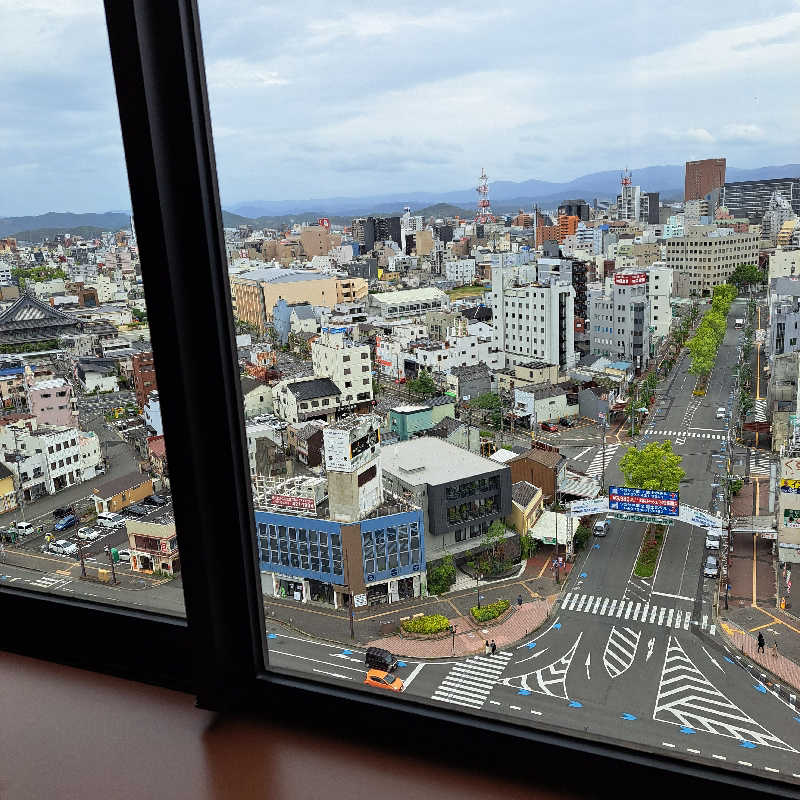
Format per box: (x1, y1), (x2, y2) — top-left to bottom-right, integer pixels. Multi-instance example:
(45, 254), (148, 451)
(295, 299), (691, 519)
(2, 0), (799, 216)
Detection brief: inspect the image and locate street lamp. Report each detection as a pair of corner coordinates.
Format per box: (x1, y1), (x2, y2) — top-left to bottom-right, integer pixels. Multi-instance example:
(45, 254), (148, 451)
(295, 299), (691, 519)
(476, 572), (483, 609)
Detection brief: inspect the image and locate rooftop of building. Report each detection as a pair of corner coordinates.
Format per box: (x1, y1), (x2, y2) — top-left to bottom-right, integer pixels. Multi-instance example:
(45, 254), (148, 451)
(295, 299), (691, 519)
(92, 472), (152, 499)
(29, 377), (69, 391)
(240, 376), (266, 395)
(326, 414), (379, 432)
(286, 377), (341, 401)
(381, 437), (507, 485)
(368, 287), (448, 304)
(512, 447), (566, 470)
(237, 268), (332, 284)
(511, 480), (540, 507)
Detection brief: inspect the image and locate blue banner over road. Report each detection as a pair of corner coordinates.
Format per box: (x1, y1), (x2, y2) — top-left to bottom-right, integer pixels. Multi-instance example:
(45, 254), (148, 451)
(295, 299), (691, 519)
(608, 486), (679, 517)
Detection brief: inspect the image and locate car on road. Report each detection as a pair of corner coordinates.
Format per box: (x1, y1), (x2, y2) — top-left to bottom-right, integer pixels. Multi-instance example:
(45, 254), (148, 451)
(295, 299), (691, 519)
(97, 512), (125, 528)
(116, 548), (131, 563)
(593, 518), (610, 536)
(540, 421), (558, 432)
(716, 407), (726, 419)
(125, 503), (150, 517)
(48, 539), (78, 557)
(54, 514), (77, 532)
(144, 494), (167, 506)
(363, 669), (404, 693)
(705, 531), (721, 550)
(14, 521), (35, 536)
(703, 555), (719, 578)
(558, 417), (576, 428)
(365, 646), (398, 672)
(76, 527), (101, 542)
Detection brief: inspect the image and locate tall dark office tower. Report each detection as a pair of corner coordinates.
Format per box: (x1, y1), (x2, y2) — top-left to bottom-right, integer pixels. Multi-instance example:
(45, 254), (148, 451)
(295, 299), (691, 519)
(684, 158), (726, 201)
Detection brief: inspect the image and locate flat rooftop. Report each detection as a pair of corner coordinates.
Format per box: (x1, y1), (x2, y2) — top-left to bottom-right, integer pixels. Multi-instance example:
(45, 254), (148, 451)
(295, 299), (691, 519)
(381, 437), (505, 485)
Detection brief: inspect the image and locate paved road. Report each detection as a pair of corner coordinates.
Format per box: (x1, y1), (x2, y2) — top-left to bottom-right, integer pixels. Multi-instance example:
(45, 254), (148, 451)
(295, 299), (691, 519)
(267, 303), (800, 785)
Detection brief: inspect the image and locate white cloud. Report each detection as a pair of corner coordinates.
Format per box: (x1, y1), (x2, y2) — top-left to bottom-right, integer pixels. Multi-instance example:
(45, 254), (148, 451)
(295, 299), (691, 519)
(207, 59), (289, 90)
(721, 123), (766, 142)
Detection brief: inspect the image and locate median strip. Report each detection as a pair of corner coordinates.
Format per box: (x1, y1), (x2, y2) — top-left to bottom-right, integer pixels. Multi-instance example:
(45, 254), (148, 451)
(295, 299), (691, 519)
(633, 524), (666, 578)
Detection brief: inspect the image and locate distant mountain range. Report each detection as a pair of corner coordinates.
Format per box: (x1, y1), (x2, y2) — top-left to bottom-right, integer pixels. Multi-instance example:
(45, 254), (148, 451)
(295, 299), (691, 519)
(3, 163), (799, 239)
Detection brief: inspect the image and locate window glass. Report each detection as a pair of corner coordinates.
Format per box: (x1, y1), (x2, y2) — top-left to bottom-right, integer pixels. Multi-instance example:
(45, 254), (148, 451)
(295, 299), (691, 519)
(0, 1), (183, 617)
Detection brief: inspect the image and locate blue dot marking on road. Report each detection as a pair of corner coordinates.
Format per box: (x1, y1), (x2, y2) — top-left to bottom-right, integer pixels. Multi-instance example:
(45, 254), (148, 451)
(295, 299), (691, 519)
(793, 717), (800, 724)
(553, 622), (562, 630)
(579, 572), (588, 578)
(679, 726), (697, 735)
(396, 661), (407, 668)
(525, 641), (537, 649)
(593, 543), (600, 549)
(518, 689), (531, 696)
(740, 741), (757, 749)
(723, 656), (734, 664)
(568, 701), (583, 708)
(621, 713), (637, 721)
(754, 683), (767, 694)
(267, 633), (277, 639)
(342, 649), (354, 655)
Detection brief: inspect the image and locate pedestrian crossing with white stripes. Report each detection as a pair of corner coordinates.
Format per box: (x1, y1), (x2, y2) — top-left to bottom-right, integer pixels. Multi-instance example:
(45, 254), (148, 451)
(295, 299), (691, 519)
(754, 397), (768, 423)
(749, 451), (771, 476)
(585, 443), (620, 478)
(431, 650), (513, 710)
(560, 592), (715, 634)
(644, 429), (725, 441)
(28, 574), (72, 591)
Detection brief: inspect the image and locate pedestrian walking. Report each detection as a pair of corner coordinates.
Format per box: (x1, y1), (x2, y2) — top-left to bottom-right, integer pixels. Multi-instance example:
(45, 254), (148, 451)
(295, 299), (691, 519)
(757, 632), (765, 654)
(491, 639), (497, 656)
(517, 594), (523, 607)
(484, 640), (490, 656)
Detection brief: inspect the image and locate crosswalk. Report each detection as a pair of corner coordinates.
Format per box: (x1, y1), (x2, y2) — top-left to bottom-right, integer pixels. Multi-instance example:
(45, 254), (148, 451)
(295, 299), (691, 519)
(749, 451), (771, 476)
(654, 636), (794, 750)
(431, 650), (512, 710)
(754, 397), (768, 423)
(603, 626), (640, 678)
(28, 574), (72, 591)
(644, 429), (725, 440)
(560, 592), (715, 634)
(585, 443), (620, 478)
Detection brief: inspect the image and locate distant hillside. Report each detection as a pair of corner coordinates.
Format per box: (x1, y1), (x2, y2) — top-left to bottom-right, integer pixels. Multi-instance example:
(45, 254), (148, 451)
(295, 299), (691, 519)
(0, 211), (131, 238)
(11, 226), (107, 243)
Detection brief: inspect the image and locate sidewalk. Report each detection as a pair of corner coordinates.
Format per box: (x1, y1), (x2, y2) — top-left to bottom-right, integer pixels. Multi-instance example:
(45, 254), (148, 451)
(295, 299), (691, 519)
(366, 597), (555, 658)
(721, 623), (800, 694)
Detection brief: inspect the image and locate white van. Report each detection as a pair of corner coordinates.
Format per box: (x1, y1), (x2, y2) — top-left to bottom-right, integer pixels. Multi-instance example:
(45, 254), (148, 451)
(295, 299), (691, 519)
(97, 512), (125, 528)
(593, 518), (610, 537)
(14, 521), (35, 535)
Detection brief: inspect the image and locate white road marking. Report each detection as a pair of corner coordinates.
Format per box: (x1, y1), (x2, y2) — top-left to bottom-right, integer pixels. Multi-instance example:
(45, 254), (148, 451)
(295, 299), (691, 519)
(658, 608), (666, 625)
(666, 608), (674, 627)
(701, 646), (724, 672)
(687, 748), (700, 754)
(600, 597), (609, 615)
(509, 705), (521, 710)
(765, 767), (780, 773)
(738, 761), (753, 767)
(711, 754), (726, 761)
(313, 669), (352, 680)
(662, 742), (675, 748)
(402, 663), (424, 688)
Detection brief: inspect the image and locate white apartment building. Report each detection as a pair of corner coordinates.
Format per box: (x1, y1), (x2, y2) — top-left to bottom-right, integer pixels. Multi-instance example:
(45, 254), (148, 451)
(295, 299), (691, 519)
(684, 199), (711, 227)
(664, 214), (685, 239)
(444, 258), (476, 284)
(665, 227), (760, 297)
(490, 264), (576, 369)
(769, 249), (800, 280)
(311, 329), (373, 405)
(0, 260), (12, 285)
(78, 431), (103, 480)
(647, 264), (674, 343)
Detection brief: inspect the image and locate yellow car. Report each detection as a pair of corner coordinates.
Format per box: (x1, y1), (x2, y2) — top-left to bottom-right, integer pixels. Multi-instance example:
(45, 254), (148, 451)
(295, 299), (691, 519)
(363, 669), (405, 693)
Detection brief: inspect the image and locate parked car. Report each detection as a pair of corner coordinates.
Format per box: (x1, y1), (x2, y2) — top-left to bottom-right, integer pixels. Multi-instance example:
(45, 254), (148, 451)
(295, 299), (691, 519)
(125, 503), (150, 517)
(365, 646), (398, 673)
(54, 514), (77, 532)
(363, 669), (404, 693)
(116, 549), (131, 563)
(14, 521), (35, 536)
(76, 527), (101, 542)
(97, 512), (126, 528)
(593, 518), (610, 537)
(541, 421), (559, 432)
(559, 417), (576, 428)
(143, 494), (167, 506)
(52, 506), (75, 519)
(705, 532), (721, 550)
(704, 555), (719, 578)
(49, 539), (78, 557)
(715, 407), (726, 419)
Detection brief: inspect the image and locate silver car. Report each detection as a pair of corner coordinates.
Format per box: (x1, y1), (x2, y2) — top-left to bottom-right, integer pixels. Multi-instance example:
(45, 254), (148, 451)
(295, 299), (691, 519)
(704, 555), (719, 578)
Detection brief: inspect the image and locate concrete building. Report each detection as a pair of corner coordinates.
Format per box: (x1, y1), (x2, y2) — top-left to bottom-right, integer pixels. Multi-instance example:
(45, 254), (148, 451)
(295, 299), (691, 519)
(514, 384), (577, 425)
(446, 363), (492, 403)
(74, 358), (119, 393)
(127, 518), (180, 575)
(588, 270), (650, 370)
(722, 177), (800, 221)
(763, 192), (798, 245)
(131, 351), (157, 408)
(273, 377), (342, 425)
(92, 473), (154, 514)
(495, 361), (561, 393)
(769, 249), (800, 281)
(26, 377), (76, 428)
(665, 228), (759, 297)
(444, 258), (476, 284)
(490, 263), (576, 369)
(78, 431), (103, 480)
(647, 264), (674, 344)
(241, 377), (274, 419)
(144, 390), (163, 436)
(367, 287), (449, 320)
(311, 329), (373, 410)
(381, 437), (512, 561)
(769, 277), (800, 360)
(0, 461), (17, 515)
(685, 158), (726, 201)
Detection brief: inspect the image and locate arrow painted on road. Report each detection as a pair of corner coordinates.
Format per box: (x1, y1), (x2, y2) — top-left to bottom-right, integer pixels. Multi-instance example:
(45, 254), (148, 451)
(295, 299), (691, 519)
(568, 701), (583, 708)
(517, 689), (531, 696)
(341, 649), (354, 656)
(553, 622), (562, 630)
(646, 637), (655, 661)
(621, 713), (637, 721)
(585, 651), (591, 681)
(579, 572), (588, 578)
(679, 726), (697, 734)
(724, 656), (734, 664)
(396, 661), (407, 668)
(593, 543), (600, 549)
(740, 741), (757, 749)
(525, 641), (537, 649)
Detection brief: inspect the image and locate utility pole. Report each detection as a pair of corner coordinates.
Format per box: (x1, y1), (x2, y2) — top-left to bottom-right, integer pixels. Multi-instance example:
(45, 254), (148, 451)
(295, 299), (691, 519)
(76, 537), (87, 578)
(599, 413), (608, 493)
(105, 545), (118, 584)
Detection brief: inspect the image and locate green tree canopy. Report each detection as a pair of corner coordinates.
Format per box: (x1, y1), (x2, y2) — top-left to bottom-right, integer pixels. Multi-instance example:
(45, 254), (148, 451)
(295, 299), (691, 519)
(408, 368), (436, 397)
(730, 263), (763, 289)
(471, 392), (501, 410)
(619, 441), (686, 492)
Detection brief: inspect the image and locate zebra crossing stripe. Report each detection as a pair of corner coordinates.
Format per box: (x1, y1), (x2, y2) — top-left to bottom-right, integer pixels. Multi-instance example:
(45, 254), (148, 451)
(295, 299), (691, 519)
(600, 598), (609, 615)
(608, 599), (617, 616)
(561, 592), (573, 609)
(432, 652), (512, 710)
(569, 594), (579, 611)
(666, 608), (674, 627)
(592, 597), (602, 613)
(641, 603), (649, 621)
(683, 615), (690, 631)
(674, 609), (683, 629)
(650, 606), (658, 623)
(576, 595), (587, 612)
(658, 608), (666, 625)
(632, 602), (641, 621)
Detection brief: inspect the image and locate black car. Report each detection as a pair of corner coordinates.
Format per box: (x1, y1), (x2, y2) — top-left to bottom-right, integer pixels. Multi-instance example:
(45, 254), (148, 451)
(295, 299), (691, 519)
(125, 503), (150, 517)
(143, 494), (167, 506)
(52, 506), (75, 519)
(558, 417), (576, 428)
(365, 646), (398, 672)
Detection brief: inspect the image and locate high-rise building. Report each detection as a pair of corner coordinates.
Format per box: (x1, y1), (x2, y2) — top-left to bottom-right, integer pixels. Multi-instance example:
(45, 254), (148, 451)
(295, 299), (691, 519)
(132, 351), (157, 408)
(375, 216), (402, 247)
(685, 158), (726, 201)
(351, 217), (376, 252)
(557, 214), (579, 243)
(721, 177), (800, 222)
(644, 192), (660, 224)
(557, 199), (589, 221)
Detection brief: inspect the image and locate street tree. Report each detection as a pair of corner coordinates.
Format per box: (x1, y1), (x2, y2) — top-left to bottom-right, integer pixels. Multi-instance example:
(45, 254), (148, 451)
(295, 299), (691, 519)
(472, 392), (501, 410)
(730, 263), (763, 290)
(619, 440), (686, 492)
(409, 369), (436, 397)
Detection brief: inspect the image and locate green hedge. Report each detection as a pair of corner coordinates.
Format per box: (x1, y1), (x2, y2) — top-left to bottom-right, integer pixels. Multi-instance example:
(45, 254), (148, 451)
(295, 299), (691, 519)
(426, 555), (456, 595)
(401, 614), (451, 635)
(470, 598), (510, 622)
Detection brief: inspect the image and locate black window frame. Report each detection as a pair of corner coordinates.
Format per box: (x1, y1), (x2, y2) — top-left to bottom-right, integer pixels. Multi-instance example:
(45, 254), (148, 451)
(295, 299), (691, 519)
(0, 2), (788, 796)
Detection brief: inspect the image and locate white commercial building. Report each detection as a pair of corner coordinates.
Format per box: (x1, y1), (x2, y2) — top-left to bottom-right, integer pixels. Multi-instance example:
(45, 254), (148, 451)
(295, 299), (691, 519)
(444, 258), (476, 284)
(647, 264), (674, 343)
(490, 263), (576, 369)
(769, 249), (800, 281)
(367, 287), (449, 320)
(311, 329), (373, 407)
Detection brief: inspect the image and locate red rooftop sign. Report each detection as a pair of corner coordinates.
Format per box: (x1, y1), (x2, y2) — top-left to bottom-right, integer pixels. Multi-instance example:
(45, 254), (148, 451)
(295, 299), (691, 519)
(614, 272), (647, 286)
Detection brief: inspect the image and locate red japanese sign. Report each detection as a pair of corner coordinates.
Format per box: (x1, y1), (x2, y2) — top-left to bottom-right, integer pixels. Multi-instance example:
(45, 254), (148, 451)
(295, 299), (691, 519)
(270, 494), (315, 511)
(614, 272), (647, 286)
(318, 218), (330, 230)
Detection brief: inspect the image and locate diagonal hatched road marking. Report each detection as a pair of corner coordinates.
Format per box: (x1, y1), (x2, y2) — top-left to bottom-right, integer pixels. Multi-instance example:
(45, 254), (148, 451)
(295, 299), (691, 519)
(653, 636), (796, 751)
(603, 626), (640, 678)
(501, 633), (582, 700)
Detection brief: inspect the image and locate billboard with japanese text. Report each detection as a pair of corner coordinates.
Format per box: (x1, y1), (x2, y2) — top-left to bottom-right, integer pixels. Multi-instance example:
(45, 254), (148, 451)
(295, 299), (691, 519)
(613, 272), (647, 286)
(608, 486), (679, 517)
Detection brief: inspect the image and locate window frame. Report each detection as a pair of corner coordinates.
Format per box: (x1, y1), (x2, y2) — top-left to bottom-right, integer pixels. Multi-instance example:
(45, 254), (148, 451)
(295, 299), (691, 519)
(0, 1), (786, 795)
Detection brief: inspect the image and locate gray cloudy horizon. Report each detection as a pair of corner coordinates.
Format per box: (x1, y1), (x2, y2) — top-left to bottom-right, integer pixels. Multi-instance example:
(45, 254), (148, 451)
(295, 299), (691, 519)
(1, 0), (799, 216)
